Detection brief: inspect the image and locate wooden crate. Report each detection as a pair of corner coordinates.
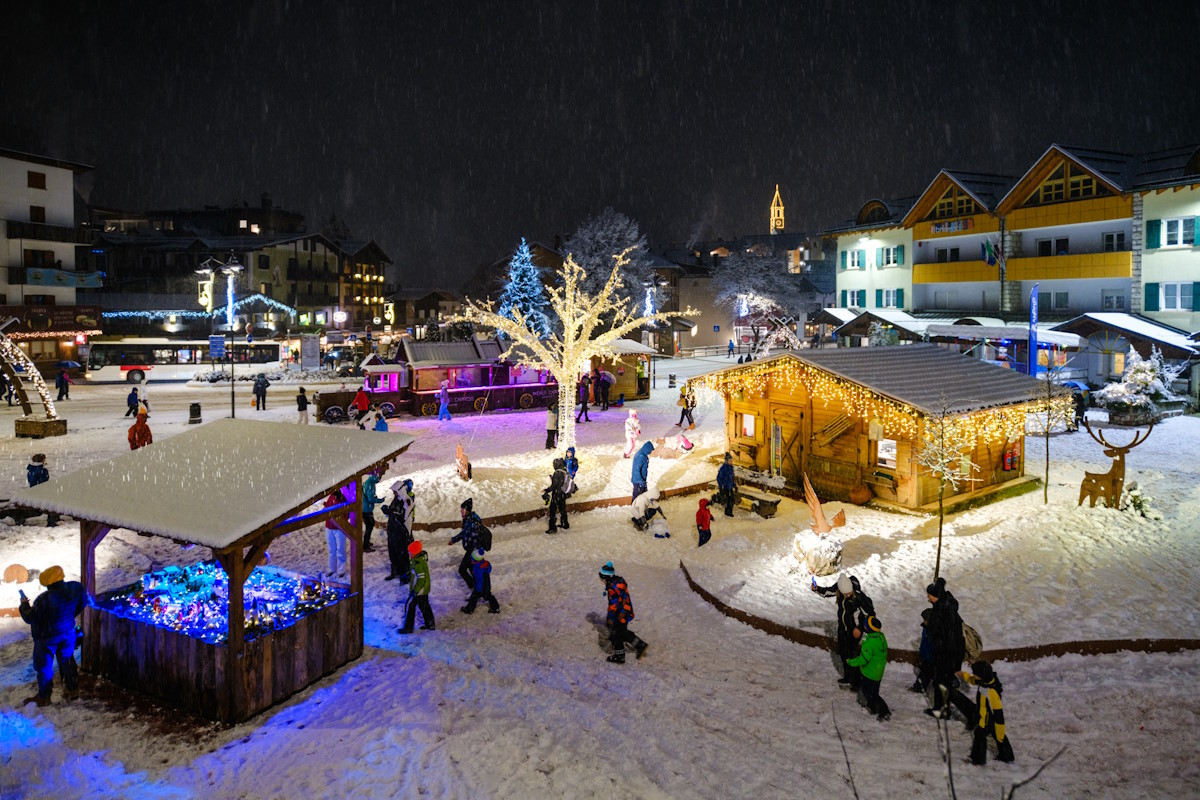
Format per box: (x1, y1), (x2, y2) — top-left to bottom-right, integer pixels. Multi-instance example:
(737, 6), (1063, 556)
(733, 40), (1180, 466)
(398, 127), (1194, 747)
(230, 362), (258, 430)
(82, 592), (362, 723)
(15, 417), (68, 438)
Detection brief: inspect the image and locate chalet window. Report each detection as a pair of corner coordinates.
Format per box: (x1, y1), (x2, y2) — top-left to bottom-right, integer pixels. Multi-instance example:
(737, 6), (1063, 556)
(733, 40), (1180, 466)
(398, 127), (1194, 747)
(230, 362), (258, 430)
(1067, 173), (1095, 199)
(881, 246), (900, 267)
(879, 288), (899, 308)
(875, 438), (897, 470)
(1102, 232), (1126, 252)
(955, 195), (976, 216)
(934, 191), (954, 219)
(29, 206), (46, 223)
(1039, 166), (1066, 203)
(1036, 237), (1069, 257)
(738, 412), (757, 439)
(1161, 282), (1194, 311)
(1102, 290), (1125, 311)
(28, 171), (46, 189)
(1163, 218), (1195, 247)
(848, 250), (864, 269)
(935, 247), (960, 263)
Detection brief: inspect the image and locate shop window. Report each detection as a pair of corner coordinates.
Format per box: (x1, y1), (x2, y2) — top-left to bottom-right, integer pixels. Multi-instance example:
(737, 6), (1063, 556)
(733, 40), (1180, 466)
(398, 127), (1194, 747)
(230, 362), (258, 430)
(876, 438), (897, 469)
(738, 412), (757, 439)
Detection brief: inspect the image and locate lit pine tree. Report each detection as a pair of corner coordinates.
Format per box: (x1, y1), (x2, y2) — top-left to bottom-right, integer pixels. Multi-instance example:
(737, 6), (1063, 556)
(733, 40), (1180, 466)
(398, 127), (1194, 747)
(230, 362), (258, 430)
(497, 238), (552, 338)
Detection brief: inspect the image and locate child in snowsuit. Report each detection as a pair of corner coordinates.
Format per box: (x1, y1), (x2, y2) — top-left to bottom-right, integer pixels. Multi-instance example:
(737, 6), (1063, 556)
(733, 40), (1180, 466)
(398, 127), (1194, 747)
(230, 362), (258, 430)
(564, 447), (579, 496)
(813, 574), (875, 690)
(958, 661), (1015, 765)
(544, 458), (569, 533)
(716, 452), (737, 517)
(128, 412), (153, 450)
(461, 548), (500, 614)
(19, 565), (84, 706)
(399, 541), (434, 633)
(630, 487), (662, 531)
(599, 561), (647, 664)
(381, 480), (415, 582)
(125, 387), (140, 416)
(623, 409), (640, 458)
(675, 387), (695, 428)
(696, 498), (712, 547)
(847, 614), (891, 721)
(361, 468), (383, 552)
(26, 454), (58, 526)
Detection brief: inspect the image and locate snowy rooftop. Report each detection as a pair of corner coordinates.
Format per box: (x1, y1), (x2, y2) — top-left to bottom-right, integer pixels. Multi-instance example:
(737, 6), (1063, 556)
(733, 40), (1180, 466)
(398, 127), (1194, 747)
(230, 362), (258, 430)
(9, 419), (414, 550)
(1053, 312), (1197, 357)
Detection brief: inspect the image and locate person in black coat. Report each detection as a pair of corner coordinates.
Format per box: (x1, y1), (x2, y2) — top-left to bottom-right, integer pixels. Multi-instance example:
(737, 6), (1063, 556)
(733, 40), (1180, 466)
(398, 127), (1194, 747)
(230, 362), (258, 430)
(19, 565), (84, 706)
(924, 576), (971, 718)
(544, 458), (569, 533)
(381, 480), (415, 583)
(812, 574), (875, 690)
(575, 374), (591, 423)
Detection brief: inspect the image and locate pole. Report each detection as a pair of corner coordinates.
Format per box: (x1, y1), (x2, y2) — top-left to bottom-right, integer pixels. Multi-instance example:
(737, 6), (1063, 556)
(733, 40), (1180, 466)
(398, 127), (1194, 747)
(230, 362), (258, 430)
(229, 330), (236, 418)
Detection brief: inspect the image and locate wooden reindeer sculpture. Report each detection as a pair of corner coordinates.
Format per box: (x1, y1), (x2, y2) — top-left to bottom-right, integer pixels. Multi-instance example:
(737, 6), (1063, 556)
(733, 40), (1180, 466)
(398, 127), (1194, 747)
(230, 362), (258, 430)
(803, 471), (846, 533)
(1078, 420), (1153, 508)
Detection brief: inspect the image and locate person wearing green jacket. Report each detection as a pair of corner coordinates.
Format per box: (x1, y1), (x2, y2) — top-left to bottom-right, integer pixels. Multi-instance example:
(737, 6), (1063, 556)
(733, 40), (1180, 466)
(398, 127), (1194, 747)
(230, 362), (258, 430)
(847, 614), (890, 721)
(399, 541), (434, 634)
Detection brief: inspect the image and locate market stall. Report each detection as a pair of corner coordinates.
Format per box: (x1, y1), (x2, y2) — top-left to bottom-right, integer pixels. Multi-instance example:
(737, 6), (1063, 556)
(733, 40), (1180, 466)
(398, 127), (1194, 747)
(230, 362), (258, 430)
(11, 419), (413, 723)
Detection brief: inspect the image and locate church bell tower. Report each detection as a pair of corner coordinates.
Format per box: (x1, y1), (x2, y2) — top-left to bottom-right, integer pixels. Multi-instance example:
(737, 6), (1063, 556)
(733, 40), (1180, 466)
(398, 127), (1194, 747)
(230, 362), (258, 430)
(770, 185), (785, 234)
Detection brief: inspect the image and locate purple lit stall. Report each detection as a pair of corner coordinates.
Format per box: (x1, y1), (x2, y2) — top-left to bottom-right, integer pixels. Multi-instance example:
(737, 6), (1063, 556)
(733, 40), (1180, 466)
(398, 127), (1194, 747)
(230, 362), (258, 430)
(13, 419), (413, 723)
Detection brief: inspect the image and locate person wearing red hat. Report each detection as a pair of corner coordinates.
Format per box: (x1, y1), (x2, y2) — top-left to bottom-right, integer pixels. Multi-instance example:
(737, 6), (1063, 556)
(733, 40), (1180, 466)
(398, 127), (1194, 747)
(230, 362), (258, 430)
(19, 565), (84, 706)
(399, 540), (434, 634)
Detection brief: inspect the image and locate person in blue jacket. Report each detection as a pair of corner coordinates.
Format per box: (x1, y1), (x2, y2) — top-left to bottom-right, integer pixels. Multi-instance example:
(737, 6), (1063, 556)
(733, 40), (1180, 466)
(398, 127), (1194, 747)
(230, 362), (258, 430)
(26, 453), (58, 526)
(631, 441), (654, 502)
(361, 466), (385, 552)
(19, 565), (84, 706)
(716, 452), (737, 517)
(564, 446), (579, 494)
(461, 548), (500, 614)
(125, 387), (141, 417)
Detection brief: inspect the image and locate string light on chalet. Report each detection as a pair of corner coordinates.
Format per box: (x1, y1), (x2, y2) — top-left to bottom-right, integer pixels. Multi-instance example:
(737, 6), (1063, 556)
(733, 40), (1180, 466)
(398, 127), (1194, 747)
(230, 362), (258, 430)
(691, 355), (1063, 446)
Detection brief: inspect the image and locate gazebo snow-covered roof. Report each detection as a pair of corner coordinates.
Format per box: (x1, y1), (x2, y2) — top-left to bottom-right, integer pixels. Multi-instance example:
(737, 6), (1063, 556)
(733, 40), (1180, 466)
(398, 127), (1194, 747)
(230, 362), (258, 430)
(1052, 313), (1198, 359)
(11, 419), (414, 548)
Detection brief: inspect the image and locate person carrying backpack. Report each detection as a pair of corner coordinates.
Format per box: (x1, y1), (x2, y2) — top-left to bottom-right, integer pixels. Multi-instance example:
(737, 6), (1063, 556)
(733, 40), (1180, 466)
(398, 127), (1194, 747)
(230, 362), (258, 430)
(449, 498), (486, 593)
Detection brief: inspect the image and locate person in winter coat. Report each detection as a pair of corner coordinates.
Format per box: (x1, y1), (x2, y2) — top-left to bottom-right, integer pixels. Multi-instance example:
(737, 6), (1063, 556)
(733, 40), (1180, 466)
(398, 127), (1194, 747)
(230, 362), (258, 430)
(675, 387), (695, 428)
(847, 614), (891, 720)
(599, 561), (647, 664)
(324, 492), (348, 578)
(0, 371), (8, 406)
(716, 452), (737, 517)
(576, 374), (591, 423)
(545, 401), (559, 449)
(128, 411), (153, 450)
(563, 446), (579, 495)
(252, 373), (269, 410)
(353, 387), (371, 426)
(696, 498), (712, 547)
(19, 565), (84, 706)
(813, 574), (876, 690)
(55, 369), (73, 401)
(296, 387), (310, 424)
(924, 576), (969, 719)
(911, 608), (934, 694)
(372, 408), (389, 432)
(630, 487), (662, 531)
(125, 386), (141, 417)
(1070, 390), (1087, 432)
(449, 498), (485, 593)
(399, 541), (435, 633)
(361, 468), (384, 552)
(623, 409), (641, 458)
(26, 454), (58, 526)
(958, 660), (1015, 764)
(381, 480), (415, 582)
(544, 457), (570, 533)
(595, 367), (611, 410)
(631, 440), (654, 500)
(437, 380), (452, 422)
(728, 339), (735, 358)
(461, 548), (500, 614)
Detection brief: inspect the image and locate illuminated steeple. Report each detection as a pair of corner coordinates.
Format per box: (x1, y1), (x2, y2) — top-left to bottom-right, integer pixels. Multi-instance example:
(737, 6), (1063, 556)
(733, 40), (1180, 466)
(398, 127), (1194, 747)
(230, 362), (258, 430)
(770, 184), (785, 234)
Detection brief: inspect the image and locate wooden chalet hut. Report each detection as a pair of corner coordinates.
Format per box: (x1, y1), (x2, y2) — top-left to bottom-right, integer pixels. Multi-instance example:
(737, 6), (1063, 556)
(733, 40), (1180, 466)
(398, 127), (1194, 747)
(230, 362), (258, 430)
(688, 343), (1051, 510)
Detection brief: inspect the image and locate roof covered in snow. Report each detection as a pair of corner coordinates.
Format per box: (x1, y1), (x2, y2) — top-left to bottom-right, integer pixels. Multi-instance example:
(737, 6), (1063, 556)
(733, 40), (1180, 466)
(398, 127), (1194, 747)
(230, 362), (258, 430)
(400, 335), (505, 367)
(9, 419), (414, 550)
(1052, 313), (1197, 358)
(924, 324), (1085, 349)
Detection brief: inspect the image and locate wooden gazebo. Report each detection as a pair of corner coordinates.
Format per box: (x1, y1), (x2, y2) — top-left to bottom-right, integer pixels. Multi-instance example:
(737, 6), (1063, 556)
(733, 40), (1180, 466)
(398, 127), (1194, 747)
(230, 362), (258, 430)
(12, 419), (413, 722)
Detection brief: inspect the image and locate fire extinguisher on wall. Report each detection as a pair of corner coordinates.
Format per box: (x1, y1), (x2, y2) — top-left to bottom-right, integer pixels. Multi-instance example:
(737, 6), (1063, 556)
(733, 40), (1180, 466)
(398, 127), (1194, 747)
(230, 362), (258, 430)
(1003, 445), (1013, 471)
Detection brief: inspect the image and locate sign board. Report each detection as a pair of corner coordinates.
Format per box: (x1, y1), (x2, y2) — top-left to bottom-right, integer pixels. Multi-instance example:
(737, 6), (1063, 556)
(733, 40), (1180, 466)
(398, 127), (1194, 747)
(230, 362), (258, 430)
(1028, 283), (1039, 375)
(300, 334), (321, 370)
(209, 335), (226, 360)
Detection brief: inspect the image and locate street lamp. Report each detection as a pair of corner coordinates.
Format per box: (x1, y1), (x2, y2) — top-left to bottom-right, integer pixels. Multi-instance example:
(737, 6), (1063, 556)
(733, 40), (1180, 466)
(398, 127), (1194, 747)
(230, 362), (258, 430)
(221, 253), (243, 329)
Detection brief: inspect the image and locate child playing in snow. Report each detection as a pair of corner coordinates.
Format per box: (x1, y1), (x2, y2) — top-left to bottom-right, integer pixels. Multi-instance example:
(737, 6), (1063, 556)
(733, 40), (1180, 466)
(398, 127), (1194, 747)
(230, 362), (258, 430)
(461, 548), (500, 614)
(623, 409), (640, 458)
(630, 487), (662, 531)
(564, 446), (579, 496)
(696, 498), (712, 547)
(399, 541), (434, 634)
(599, 561), (647, 664)
(958, 661), (1015, 765)
(846, 614), (891, 721)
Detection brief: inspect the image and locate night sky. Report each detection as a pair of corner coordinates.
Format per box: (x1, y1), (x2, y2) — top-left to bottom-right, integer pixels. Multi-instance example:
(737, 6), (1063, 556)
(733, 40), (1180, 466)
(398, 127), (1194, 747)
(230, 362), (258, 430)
(5, 1), (1199, 292)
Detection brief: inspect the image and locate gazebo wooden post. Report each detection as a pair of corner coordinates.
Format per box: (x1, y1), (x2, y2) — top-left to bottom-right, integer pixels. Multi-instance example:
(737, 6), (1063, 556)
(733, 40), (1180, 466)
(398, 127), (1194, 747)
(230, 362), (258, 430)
(79, 521), (110, 600)
(216, 547), (246, 719)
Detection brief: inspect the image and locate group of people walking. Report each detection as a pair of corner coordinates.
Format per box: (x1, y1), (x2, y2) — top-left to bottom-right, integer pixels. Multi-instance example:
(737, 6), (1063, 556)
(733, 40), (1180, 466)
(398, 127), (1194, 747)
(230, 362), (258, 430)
(811, 573), (1014, 765)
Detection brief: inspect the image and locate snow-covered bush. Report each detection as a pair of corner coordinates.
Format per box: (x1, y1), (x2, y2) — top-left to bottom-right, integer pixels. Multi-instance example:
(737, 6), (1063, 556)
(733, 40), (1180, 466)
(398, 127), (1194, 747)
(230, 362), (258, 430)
(1092, 346), (1184, 414)
(1119, 481), (1163, 521)
(867, 321), (899, 347)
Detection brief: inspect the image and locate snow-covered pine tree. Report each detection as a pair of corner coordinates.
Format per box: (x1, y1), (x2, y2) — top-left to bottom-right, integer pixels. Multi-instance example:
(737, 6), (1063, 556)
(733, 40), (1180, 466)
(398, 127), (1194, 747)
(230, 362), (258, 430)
(497, 238), (552, 338)
(424, 320), (442, 341)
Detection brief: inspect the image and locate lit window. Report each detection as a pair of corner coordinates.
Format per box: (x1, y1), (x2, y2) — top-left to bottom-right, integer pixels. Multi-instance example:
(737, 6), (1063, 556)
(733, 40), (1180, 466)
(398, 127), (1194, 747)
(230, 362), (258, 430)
(239, 219), (248, 229)
(740, 413), (756, 438)
(848, 250), (864, 269)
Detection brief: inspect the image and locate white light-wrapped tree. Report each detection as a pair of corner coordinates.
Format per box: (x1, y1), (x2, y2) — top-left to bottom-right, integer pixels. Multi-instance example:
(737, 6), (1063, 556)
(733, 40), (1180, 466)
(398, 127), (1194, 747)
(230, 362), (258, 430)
(455, 250), (697, 451)
(1024, 367), (1076, 504)
(710, 245), (809, 355)
(914, 398), (980, 580)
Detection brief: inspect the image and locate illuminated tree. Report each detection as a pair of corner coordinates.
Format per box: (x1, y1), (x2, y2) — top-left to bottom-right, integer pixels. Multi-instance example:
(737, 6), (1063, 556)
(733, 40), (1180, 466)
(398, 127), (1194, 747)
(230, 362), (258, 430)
(455, 250), (697, 451)
(914, 398), (979, 580)
(497, 238), (551, 338)
(1024, 367), (1076, 504)
(710, 246), (807, 354)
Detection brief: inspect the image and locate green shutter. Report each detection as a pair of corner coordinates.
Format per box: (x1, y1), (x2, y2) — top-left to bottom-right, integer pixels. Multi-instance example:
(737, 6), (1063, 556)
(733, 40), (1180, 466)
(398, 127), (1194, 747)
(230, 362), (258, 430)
(875, 289), (884, 307)
(857, 290), (866, 306)
(875, 248), (883, 268)
(858, 249), (866, 269)
(840, 289), (847, 307)
(1144, 282), (1159, 311)
(896, 245), (905, 265)
(1192, 282), (1200, 310)
(896, 288), (904, 308)
(1146, 219), (1161, 249)
(840, 251), (847, 270)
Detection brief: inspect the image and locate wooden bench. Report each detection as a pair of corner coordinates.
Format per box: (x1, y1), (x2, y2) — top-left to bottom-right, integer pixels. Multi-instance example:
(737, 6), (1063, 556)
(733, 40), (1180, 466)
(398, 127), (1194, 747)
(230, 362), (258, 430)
(707, 482), (783, 519)
(863, 471), (896, 490)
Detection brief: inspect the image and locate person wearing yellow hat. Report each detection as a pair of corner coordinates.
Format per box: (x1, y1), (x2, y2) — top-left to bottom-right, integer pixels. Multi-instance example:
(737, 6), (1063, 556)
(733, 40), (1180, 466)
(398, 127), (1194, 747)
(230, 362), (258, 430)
(18, 565), (84, 707)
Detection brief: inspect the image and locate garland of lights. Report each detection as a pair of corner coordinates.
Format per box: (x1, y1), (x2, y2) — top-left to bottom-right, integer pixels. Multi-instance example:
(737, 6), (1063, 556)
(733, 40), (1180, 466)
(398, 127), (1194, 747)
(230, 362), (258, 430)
(689, 355), (1067, 446)
(103, 310), (210, 320)
(0, 334), (58, 419)
(211, 293), (298, 320)
(8, 329), (103, 339)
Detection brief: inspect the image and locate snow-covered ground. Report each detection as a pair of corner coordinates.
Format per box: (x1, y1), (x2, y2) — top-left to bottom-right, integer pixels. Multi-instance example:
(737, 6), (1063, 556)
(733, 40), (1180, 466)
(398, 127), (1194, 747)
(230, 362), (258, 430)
(1, 355), (1198, 799)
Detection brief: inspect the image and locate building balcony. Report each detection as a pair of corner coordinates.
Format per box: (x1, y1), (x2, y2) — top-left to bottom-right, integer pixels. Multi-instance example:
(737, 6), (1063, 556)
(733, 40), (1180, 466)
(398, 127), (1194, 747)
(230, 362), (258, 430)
(6, 220), (96, 245)
(912, 259), (999, 284)
(1006, 250), (1131, 281)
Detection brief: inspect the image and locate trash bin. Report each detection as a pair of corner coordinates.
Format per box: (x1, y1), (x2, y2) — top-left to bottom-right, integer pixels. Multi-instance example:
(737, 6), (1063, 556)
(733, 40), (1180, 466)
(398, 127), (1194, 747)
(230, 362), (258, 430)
(189, 402), (202, 424)
(668, 374), (676, 388)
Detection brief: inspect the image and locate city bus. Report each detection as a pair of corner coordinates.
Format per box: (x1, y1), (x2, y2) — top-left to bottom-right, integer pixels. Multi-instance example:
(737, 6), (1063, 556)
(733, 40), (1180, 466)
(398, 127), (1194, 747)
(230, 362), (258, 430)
(84, 338), (285, 383)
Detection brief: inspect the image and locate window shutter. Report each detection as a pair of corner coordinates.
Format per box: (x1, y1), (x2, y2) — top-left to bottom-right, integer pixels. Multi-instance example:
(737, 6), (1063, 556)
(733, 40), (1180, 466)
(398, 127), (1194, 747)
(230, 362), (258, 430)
(840, 251), (847, 270)
(840, 289), (847, 307)
(857, 249), (866, 268)
(875, 289), (883, 307)
(1192, 282), (1200, 310)
(896, 245), (905, 265)
(1143, 282), (1159, 311)
(896, 288), (904, 308)
(1145, 219), (1161, 249)
(875, 248), (883, 268)
(857, 290), (866, 306)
